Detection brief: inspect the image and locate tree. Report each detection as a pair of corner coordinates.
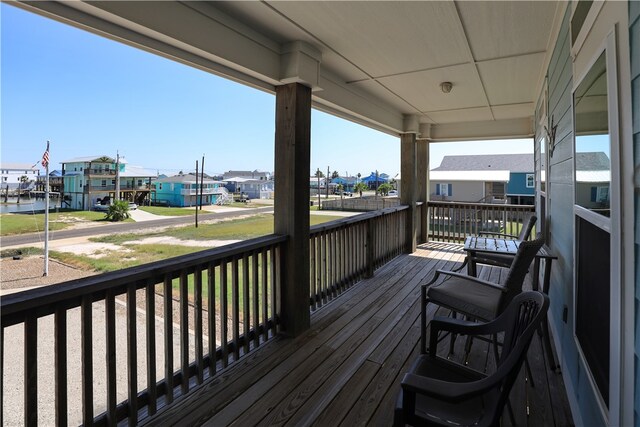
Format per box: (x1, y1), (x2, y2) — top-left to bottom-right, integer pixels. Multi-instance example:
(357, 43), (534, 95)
(105, 200), (130, 222)
(357, 172), (361, 181)
(354, 182), (368, 197)
(331, 170), (339, 179)
(314, 169), (324, 178)
(377, 183), (392, 196)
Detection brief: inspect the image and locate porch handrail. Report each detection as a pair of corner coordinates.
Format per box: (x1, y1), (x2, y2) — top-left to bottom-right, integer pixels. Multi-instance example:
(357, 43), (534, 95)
(426, 200), (535, 243)
(1, 234), (286, 426)
(309, 205), (409, 309)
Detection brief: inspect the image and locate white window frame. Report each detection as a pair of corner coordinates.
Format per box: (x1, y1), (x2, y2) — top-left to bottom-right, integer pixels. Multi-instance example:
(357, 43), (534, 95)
(526, 173), (535, 188)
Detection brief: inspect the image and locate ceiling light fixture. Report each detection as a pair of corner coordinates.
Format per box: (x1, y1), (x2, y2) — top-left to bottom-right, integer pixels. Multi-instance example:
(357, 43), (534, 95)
(440, 82), (453, 93)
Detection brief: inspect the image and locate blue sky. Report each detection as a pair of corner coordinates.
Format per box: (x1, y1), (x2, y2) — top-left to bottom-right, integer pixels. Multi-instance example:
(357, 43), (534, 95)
(1, 4), (532, 178)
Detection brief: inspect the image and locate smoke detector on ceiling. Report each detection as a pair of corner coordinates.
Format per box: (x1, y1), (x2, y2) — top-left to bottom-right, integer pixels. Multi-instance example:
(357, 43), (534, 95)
(440, 82), (453, 93)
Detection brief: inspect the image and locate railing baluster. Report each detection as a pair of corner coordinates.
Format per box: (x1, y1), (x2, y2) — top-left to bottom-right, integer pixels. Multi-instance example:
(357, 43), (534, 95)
(54, 307), (67, 426)
(232, 258), (240, 361)
(24, 314), (37, 427)
(179, 271), (189, 395)
(194, 268), (204, 385)
(273, 245), (280, 334)
(220, 261), (228, 368)
(163, 276), (174, 404)
(208, 262), (217, 376)
(310, 236), (316, 309)
(127, 285), (138, 425)
(261, 250), (268, 342)
(105, 290), (117, 425)
(81, 296), (93, 426)
(242, 254), (250, 355)
(145, 280), (157, 416)
(252, 251), (259, 348)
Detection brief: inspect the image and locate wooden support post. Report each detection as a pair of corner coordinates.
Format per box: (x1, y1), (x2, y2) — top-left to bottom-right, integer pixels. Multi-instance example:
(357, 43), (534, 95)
(274, 83), (311, 337)
(417, 140), (429, 244)
(400, 133), (417, 253)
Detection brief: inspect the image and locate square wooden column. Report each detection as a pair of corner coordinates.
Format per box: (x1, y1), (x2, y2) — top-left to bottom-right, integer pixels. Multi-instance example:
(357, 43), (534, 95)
(274, 83), (311, 337)
(417, 140), (429, 244)
(400, 133), (417, 253)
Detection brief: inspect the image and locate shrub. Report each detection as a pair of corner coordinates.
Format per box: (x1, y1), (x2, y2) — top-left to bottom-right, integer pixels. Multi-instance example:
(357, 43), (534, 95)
(105, 200), (130, 222)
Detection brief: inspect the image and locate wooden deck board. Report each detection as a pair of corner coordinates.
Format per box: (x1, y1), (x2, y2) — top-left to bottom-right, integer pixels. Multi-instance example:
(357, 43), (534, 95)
(145, 242), (573, 426)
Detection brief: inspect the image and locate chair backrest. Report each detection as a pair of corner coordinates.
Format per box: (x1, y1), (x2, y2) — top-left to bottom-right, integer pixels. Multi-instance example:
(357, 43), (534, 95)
(517, 214), (537, 241)
(499, 235), (544, 311)
(489, 291), (549, 425)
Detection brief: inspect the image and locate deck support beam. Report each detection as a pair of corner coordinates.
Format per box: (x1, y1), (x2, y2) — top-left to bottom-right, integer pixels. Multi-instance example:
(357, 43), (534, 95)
(400, 132), (417, 253)
(417, 140), (429, 244)
(274, 82), (311, 337)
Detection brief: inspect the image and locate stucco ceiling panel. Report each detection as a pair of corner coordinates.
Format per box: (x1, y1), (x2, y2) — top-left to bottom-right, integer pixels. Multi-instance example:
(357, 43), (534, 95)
(477, 53), (545, 105)
(378, 64), (487, 112)
(426, 107), (493, 124)
(491, 103), (535, 120)
(456, 1), (555, 62)
(266, 1), (470, 77)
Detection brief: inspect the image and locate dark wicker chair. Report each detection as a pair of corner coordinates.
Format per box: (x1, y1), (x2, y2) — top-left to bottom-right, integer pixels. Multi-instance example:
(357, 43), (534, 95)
(395, 291), (549, 427)
(420, 235), (544, 355)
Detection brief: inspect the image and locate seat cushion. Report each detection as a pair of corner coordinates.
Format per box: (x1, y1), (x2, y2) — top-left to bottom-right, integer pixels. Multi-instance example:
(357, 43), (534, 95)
(427, 276), (503, 321)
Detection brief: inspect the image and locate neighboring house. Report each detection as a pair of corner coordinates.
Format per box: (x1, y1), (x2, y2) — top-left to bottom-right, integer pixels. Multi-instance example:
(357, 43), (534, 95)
(154, 174), (225, 207)
(35, 170), (64, 194)
(222, 170), (272, 181)
(0, 163), (40, 191)
(61, 155), (157, 210)
(223, 177), (274, 199)
(430, 154), (535, 204)
(331, 176), (358, 192)
(575, 152), (611, 213)
(361, 172), (389, 189)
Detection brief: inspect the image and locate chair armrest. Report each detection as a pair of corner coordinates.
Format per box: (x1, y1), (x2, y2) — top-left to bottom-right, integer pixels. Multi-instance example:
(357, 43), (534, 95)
(430, 270), (508, 293)
(478, 231), (518, 239)
(430, 315), (504, 339)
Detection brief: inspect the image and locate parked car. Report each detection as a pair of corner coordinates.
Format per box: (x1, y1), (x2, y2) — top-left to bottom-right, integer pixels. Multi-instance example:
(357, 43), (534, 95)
(388, 190), (398, 196)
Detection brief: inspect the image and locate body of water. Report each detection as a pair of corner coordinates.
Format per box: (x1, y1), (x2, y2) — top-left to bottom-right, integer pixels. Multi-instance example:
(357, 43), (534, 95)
(0, 198), (61, 214)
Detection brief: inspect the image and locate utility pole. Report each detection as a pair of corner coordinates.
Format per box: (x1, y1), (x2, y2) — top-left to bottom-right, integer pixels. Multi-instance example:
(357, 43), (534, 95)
(317, 168), (321, 208)
(200, 155), (205, 210)
(115, 151), (120, 202)
(326, 166), (330, 199)
(195, 160), (199, 228)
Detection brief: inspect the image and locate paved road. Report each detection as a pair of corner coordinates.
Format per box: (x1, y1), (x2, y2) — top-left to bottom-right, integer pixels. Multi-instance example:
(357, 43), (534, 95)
(0, 206), (274, 248)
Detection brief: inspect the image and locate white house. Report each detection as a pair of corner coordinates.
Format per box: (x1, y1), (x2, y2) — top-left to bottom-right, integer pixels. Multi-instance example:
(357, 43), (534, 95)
(0, 163), (40, 191)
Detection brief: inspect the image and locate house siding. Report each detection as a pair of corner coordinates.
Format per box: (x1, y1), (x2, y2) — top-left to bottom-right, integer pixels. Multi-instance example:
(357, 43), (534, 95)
(506, 172), (534, 196)
(631, 0), (640, 424)
(429, 181), (484, 202)
(542, 6), (607, 425)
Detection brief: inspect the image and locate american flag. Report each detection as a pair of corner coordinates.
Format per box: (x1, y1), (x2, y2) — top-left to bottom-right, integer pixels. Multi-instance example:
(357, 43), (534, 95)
(41, 141), (50, 169)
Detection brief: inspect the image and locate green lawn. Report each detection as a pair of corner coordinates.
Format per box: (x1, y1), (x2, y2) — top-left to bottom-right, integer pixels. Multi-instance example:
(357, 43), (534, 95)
(138, 206), (196, 216)
(91, 213), (343, 244)
(0, 210), (110, 236)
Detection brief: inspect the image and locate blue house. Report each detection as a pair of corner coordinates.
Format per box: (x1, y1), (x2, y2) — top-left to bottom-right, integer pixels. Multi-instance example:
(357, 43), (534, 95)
(154, 174), (225, 207)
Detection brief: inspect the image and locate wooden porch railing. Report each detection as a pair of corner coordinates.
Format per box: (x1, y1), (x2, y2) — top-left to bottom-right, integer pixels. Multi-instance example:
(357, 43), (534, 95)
(427, 201), (535, 243)
(309, 205), (409, 310)
(1, 235), (285, 426)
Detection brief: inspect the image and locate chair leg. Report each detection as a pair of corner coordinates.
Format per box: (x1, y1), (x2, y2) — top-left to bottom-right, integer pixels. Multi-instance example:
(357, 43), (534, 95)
(421, 288), (428, 354)
(524, 356), (535, 388)
(463, 334), (474, 366)
(448, 312), (457, 358)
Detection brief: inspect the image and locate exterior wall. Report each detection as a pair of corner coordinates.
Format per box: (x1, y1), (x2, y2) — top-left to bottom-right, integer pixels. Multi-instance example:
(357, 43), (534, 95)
(429, 181), (484, 202)
(540, 2), (635, 424)
(631, 0), (640, 424)
(154, 181), (220, 207)
(506, 172), (534, 196)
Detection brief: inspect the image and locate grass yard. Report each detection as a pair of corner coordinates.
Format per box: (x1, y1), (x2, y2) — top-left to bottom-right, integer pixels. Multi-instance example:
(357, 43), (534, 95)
(91, 213), (343, 244)
(138, 206), (196, 216)
(0, 210), (110, 236)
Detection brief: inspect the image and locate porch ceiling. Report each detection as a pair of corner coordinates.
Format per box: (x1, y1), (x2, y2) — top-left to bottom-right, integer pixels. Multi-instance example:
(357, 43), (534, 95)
(14, 0), (566, 140)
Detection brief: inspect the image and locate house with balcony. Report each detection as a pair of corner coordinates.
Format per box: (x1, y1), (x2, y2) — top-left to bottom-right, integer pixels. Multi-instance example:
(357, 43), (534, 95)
(222, 169), (272, 181)
(3, 2), (639, 426)
(0, 163), (39, 191)
(60, 155), (157, 210)
(153, 173), (225, 207)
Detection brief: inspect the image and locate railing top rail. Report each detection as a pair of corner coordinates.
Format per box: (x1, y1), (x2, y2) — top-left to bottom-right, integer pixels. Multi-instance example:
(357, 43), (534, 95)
(310, 205), (409, 235)
(1, 234), (286, 323)
(427, 200), (535, 210)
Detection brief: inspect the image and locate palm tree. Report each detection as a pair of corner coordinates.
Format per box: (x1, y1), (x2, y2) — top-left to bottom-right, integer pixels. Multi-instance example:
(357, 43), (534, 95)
(354, 182), (368, 198)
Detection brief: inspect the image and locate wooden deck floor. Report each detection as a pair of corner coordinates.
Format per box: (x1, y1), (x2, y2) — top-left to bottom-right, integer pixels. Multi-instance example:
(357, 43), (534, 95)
(145, 241), (574, 426)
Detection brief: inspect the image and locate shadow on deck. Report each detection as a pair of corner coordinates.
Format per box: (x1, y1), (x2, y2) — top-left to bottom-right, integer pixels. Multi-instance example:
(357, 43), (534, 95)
(145, 241), (573, 426)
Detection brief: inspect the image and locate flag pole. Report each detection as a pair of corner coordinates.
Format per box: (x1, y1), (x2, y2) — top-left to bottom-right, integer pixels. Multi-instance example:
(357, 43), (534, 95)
(43, 140), (50, 276)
